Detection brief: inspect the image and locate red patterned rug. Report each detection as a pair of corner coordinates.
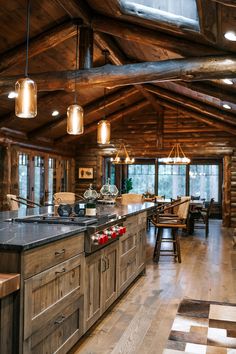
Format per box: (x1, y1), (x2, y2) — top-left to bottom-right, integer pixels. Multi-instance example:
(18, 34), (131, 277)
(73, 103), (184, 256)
(163, 298), (236, 354)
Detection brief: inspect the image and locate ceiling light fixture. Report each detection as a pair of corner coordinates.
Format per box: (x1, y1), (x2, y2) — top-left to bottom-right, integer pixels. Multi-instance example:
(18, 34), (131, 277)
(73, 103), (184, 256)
(97, 50), (111, 144)
(160, 110), (190, 165)
(52, 110), (59, 117)
(67, 25), (84, 135)
(8, 92), (18, 99)
(224, 31), (236, 41)
(111, 144), (135, 164)
(222, 79), (233, 85)
(15, 0), (37, 118)
(223, 103), (232, 110)
(159, 143), (191, 165)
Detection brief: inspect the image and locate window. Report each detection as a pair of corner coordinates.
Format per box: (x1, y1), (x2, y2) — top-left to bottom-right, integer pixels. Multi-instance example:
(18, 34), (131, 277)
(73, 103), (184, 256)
(189, 164), (219, 202)
(48, 158), (54, 204)
(120, 0), (199, 30)
(158, 164), (186, 199)
(128, 164), (155, 194)
(18, 153), (29, 204)
(105, 159), (116, 185)
(34, 156), (45, 205)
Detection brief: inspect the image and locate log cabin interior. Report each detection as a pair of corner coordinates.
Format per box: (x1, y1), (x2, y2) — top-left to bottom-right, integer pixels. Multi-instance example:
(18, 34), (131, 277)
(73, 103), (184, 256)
(0, 1), (236, 353)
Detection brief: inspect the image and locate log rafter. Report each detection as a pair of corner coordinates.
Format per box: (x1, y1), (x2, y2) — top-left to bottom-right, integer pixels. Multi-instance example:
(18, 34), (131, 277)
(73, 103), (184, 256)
(1, 55), (236, 95)
(144, 85), (236, 136)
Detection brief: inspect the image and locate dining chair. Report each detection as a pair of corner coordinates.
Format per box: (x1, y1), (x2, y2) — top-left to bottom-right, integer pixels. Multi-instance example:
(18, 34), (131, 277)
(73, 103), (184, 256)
(120, 193), (144, 204)
(150, 197), (190, 263)
(190, 198), (214, 237)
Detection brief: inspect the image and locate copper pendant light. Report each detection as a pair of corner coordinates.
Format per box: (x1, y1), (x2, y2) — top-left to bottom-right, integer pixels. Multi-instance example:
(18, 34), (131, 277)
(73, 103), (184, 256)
(67, 25), (84, 135)
(15, 0), (37, 118)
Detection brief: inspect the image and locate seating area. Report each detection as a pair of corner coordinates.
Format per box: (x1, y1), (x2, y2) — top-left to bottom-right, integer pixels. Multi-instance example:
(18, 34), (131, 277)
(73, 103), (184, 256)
(150, 197), (191, 263)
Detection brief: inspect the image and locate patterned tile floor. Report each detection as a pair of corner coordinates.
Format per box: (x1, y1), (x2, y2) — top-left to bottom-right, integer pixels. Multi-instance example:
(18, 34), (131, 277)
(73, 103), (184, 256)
(163, 298), (236, 354)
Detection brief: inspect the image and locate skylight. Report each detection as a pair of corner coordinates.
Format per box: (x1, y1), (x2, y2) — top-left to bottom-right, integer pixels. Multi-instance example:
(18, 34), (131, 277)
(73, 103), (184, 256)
(120, 0), (199, 31)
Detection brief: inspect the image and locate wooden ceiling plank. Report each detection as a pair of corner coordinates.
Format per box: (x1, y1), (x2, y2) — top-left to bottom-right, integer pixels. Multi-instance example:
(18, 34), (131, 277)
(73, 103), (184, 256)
(28, 86), (137, 138)
(211, 0), (236, 7)
(92, 15), (226, 57)
(0, 21), (76, 74)
(55, 99), (150, 144)
(53, 0), (92, 24)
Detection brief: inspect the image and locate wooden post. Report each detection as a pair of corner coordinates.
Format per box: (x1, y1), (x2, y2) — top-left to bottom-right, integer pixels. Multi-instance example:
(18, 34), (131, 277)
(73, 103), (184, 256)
(223, 155), (231, 226)
(79, 26), (94, 70)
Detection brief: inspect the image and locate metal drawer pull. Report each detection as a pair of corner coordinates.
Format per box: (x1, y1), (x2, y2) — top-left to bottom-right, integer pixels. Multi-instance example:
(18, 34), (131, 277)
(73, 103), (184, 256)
(101, 258), (106, 272)
(55, 267), (66, 274)
(54, 315), (65, 325)
(106, 256), (110, 269)
(55, 248), (65, 256)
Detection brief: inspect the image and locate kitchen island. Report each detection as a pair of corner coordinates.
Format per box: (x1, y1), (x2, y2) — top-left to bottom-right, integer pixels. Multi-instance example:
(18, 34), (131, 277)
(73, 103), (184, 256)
(0, 202), (156, 354)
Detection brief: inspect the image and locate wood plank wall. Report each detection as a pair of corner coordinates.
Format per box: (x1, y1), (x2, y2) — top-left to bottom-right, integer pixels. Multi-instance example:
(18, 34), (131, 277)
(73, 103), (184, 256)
(230, 153), (236, 227)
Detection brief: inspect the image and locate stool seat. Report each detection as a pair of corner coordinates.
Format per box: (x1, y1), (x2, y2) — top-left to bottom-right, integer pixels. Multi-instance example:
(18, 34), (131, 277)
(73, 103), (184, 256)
(0, 273), (20, 299)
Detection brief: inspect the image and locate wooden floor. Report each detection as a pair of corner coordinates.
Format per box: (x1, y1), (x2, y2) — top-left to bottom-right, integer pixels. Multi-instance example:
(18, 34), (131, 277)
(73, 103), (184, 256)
(70, 220), (236, 354)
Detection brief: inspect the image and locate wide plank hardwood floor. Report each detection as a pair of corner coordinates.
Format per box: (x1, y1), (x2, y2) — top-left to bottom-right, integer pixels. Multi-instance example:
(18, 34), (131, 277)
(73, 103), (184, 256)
(70, 220), (236, 354)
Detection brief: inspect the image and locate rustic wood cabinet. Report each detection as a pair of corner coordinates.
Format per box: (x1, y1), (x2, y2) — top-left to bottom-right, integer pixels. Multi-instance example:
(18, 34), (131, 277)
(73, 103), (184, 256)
(22, 234), (85, 354)
(84, 241), (119, 330)
(136, 212), (147, 274)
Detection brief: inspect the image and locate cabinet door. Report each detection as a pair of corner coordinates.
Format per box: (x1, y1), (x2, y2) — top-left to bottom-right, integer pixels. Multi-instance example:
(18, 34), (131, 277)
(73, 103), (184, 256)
(23, 295), (84, 354)
(101, 242), (119, 313)
(24, 254), (84, 339)
(137, 226), (146, 274)
(84, 251), (102, 330)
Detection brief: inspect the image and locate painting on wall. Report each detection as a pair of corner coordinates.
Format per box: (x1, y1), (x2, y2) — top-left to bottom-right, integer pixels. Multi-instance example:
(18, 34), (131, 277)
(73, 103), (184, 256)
(78, 167), (94, 179)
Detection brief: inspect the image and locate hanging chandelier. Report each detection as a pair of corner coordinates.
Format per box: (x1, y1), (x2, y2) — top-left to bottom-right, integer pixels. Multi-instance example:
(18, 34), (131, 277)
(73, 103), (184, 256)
(111, 144), (135, 164)
(67, 25), (84, 135)
(159, 143), (190, 165)
(15, 0), (37, 118)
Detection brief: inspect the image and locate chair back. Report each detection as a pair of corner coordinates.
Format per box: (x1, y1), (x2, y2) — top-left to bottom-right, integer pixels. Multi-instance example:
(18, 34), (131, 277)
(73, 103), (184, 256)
(121, 193), (144, 204)
(54, 192), (75, 205)
(6, 194), (19, 211)
(206, 198), (214, 217)
(177, 197), (190, 220)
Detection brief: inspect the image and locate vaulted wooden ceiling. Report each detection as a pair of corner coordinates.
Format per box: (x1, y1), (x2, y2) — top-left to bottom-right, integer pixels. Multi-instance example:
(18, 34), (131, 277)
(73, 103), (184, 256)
(1, 0), (236, 157)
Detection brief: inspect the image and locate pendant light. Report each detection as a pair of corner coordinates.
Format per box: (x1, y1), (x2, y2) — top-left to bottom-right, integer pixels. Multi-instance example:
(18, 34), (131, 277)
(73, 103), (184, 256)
(15, 0), (37, 118)
(97, 50), (111, 144)
(67, 25), (84, 135)
(159, 110), (190, 165)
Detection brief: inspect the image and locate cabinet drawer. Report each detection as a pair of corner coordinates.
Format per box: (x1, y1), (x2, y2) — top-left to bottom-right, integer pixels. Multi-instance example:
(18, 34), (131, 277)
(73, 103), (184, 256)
(138, 211), (147, 225)
(24, 254), (84, 339)
(119, 231), (137, 257)
(124, 215), (138, 229)
(24, 295), (84, 354)
(23, 234), (84, 278)
(119, 248), (137, 293)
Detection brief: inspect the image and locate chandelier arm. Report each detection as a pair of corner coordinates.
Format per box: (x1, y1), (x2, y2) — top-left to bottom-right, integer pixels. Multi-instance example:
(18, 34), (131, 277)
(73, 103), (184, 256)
(168, 144), (175, 158)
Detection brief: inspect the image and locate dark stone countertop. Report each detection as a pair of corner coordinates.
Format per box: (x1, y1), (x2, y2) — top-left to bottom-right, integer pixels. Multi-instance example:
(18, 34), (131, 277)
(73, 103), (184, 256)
(0, 203), (155, 251)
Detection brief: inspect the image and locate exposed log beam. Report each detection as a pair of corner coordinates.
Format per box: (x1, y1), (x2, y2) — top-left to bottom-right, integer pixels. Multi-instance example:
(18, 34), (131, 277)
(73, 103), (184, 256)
(92, 15), (226, 57)
(0, 21), (77, 74)
(1, 55), (236, 95)
(211, 0), (236, 6)
(170, 81), (236, 106)
(79, 27), (94, 70)
(56, 100), (150, 144)
(145, 84), (236, 127)
(28, 87), (137, 138)
(144, 85), (236, 135)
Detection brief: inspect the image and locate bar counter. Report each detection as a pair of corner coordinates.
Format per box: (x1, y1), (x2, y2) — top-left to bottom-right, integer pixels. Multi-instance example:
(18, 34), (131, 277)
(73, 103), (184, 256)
(0, 202), (155, 250)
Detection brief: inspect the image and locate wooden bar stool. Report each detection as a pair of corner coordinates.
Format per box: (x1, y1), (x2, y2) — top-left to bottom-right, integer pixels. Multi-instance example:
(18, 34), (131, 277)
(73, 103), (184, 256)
(151, 197), (190, 263)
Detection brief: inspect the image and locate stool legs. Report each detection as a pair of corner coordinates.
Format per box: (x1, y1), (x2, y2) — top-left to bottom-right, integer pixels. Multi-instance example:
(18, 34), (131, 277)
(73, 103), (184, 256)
(153, 227), (181, 263)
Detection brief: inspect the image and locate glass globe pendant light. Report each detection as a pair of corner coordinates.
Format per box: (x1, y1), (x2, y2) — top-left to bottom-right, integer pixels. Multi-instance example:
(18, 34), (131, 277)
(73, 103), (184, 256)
(97, 50), (110, 144)
(67, 25), (84, 135)
(15, 0), (37, 118)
